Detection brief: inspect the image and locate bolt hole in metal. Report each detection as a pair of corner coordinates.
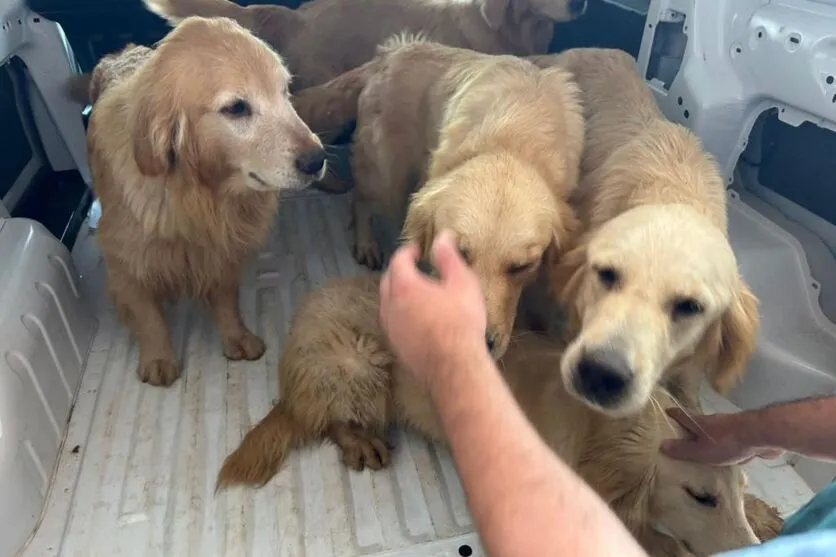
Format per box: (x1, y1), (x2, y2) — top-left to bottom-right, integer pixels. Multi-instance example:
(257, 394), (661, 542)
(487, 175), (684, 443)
(786, 32), (802, 52)
(458, 545), (473, 557)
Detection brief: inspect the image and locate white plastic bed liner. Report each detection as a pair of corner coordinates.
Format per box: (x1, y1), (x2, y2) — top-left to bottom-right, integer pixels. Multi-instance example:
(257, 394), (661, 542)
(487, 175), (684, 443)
(17, 190), (817, 557)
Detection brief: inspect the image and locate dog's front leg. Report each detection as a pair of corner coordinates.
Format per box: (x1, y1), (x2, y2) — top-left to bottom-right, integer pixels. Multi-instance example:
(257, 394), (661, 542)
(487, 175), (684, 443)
(112, 278), (180, 386)
(352, 193), (385, 269)
(208, 280), (266, 362)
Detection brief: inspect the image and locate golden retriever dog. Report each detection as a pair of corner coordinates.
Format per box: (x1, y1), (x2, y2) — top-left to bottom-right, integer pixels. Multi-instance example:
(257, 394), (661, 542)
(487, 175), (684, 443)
(141, 0), (587, 92)
(518, 48), (760, 417)
(87, 16), (326, 386)
(215, 276), (760, 555)
(641, 495), (782, 556)
(293, 38), (584, 357)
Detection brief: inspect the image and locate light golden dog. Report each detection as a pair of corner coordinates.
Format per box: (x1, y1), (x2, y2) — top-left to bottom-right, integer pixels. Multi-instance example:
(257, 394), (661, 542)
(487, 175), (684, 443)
(294, 38), (584, 357)
(642, 495), (782, 556)
(521, 48), (760, 416)
(142, 0), (587, 91)
(87, 16), (326, 386)
(216, 276), (761, 556)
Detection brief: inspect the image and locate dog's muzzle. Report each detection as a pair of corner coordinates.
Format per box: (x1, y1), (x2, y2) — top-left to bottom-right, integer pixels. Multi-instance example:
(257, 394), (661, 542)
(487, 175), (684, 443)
(572, 347), (633, 407)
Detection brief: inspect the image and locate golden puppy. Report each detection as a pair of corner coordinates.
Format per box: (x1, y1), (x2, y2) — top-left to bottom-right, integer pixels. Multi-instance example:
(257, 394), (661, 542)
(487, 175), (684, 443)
(216, 276), (759, 556)
(522, 48), (760, 416)
(294, 37), (583, 357)
(639, 495), (782, 556)
(142, 0), (588, 91)
(87, 16), (326, 386)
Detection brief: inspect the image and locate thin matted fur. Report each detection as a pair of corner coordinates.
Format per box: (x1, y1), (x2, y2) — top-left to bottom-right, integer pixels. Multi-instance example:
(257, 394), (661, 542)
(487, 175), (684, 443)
(521, 48), (760, 417)
(216, 276), (759, 556)
(87, 16), (325, 386)
(142, 0), (588, 91)
(294, 38), (584, 358)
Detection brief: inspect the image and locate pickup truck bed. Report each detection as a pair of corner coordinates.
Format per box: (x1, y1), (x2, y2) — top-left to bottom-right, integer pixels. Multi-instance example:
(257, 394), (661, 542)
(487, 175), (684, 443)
(15, 190), (819, 557)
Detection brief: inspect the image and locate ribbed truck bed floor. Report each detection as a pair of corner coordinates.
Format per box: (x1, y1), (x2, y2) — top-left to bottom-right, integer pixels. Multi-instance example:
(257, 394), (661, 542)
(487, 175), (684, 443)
(19, 192), (813, 557)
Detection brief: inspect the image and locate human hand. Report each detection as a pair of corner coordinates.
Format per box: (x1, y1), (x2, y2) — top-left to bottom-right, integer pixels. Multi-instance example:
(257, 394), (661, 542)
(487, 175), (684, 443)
(379, 230), (487, 386)
(661, 408), (784, 466)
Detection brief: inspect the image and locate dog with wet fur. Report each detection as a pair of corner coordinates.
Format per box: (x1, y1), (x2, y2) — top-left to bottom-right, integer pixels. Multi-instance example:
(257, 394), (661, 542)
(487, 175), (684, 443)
(292, 37), (584, 359)
(215, 275), (770, 556)
(85, 16), (326, 386)
(142, 0), (589, 92)
(519, 48), (760, 417)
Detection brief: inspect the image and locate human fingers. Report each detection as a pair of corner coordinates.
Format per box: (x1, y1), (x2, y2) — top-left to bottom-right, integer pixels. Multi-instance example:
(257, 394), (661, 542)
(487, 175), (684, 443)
(660, 438), (721, 464)
(665, 407), (709, 439)
(430, 231), (469, 284)
(386, 242), (424, 293)
(758, 448), (785, 460)
(389, 242), (422, 273)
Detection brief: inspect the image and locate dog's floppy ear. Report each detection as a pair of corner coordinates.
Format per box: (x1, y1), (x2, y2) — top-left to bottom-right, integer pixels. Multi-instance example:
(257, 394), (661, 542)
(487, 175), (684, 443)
(481, 0), (511, 29)
(548, 200), (581, 261)
(519, 205), (580, 336)
(401, 193), (437, 260)
(130, 75), (228, 185)
(710, 281), (760, 393)
(545, 235), (587, 342)
(580, 432), (656, 534)
(520, 16), (556, 54)
(131, 83), (185, 177)
(549, 237), (586, 304)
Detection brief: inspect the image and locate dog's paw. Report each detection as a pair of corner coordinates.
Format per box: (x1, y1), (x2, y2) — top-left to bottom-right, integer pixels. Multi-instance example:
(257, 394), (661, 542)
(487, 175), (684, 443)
(223, 331), (266, 361)
(336, 429), (392, 472)
(138, 358), (180, 386)
(353, 241), (383, 270)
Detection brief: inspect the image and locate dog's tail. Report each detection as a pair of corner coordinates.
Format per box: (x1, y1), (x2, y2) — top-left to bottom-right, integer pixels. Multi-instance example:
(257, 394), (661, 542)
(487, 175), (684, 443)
(66, 73), (93, 105)
(293, 61), (377, 144)
(142, 0), (301, 52)
(216, 401), (312, 489)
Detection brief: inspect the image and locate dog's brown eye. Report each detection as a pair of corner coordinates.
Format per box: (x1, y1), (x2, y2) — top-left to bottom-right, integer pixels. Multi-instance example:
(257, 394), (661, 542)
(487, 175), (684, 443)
(220, 98), (252, 118)
(684, 487), (718, 508)
(595, 266), (618, 289)
(507, 262), (536, 276)
(672, 297), (703, 319)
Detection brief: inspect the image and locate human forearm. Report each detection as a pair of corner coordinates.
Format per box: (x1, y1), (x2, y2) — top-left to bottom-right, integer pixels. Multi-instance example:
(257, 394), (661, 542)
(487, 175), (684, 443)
(735, 395), (836, 460)
(428, 344), (646, 557)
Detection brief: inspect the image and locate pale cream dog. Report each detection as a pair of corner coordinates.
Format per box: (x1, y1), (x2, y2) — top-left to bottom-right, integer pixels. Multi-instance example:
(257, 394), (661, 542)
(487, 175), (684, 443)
(523, 48), (759, 417)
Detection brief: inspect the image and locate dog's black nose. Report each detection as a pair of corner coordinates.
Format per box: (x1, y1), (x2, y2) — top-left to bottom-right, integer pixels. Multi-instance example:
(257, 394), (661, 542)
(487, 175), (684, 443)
(295, 149), (326, 175)
(573, 348), (633, 407)
(568, 0), (587, 15)
(485, 331), (498, 353)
